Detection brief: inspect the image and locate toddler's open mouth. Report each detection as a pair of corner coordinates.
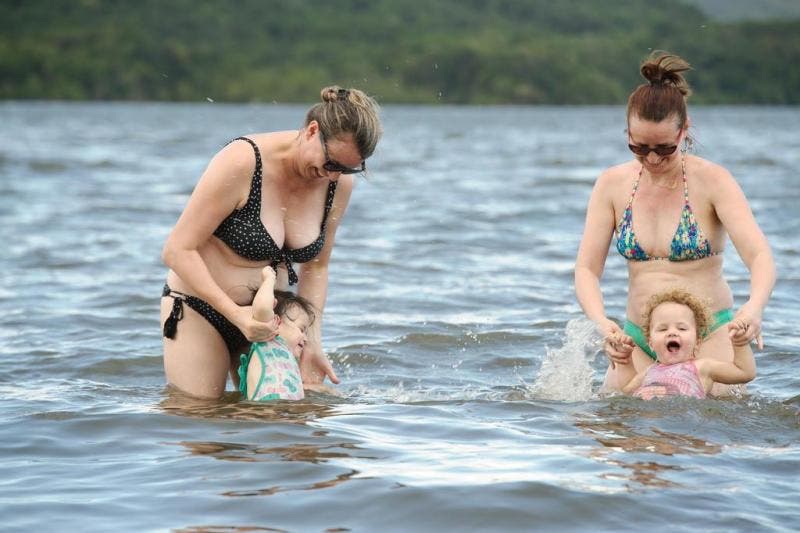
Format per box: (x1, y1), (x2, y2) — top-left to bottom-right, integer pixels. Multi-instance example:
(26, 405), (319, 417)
(667, 340), (681, 353)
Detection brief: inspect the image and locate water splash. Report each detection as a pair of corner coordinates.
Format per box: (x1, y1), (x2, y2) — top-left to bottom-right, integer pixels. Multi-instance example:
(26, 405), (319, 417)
(528, 318), (601, 402)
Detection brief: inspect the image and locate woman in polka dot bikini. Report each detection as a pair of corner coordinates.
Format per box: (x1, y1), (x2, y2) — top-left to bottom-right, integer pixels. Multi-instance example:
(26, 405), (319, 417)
(160, 86), (382, 399)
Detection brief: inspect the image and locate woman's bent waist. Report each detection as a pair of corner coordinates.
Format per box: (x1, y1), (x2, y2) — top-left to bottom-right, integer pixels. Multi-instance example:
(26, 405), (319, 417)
(625, 273), (733, 322)
(164, 269), (260, 307)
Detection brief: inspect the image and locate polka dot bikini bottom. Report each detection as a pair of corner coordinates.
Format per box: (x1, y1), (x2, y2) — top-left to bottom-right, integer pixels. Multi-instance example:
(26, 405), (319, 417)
(161, 283), (247, 354)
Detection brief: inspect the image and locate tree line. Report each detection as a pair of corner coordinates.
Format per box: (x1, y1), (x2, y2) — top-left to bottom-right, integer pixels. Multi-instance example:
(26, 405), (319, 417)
(1, 0), (798, 104)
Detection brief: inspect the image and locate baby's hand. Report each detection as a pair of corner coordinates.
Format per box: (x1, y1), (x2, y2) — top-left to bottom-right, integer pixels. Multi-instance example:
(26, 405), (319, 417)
(605, 333), (635, 367)
(729, 304), (764, 349)
(728, 316), (763, 349)
(598, 318), (634, 368)
(260, 266), (276, 284)
(728, 318), (746, 336)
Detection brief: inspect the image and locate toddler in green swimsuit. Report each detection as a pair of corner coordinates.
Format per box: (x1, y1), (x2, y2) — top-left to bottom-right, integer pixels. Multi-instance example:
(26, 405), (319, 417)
(238, 267), (315, 401)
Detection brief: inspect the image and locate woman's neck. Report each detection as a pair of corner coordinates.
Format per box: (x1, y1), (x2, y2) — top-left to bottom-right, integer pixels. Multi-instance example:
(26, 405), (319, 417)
(274, 131), (303, 183)
(642, 155), (684, 190)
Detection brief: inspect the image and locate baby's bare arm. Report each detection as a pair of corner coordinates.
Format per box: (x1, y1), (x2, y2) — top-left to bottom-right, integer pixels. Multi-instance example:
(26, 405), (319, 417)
(252, 267), (277, 323)
(622, 369), (647, 395)
(702, 319), (757, 384)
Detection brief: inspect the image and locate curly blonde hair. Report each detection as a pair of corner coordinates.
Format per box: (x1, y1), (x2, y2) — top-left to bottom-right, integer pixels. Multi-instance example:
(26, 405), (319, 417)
(641, 288), (712, 343)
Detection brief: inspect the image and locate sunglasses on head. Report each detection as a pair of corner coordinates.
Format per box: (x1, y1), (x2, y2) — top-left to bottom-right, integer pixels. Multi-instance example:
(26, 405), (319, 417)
(627, 130), (682, 157)
(319, 131), (365, 175)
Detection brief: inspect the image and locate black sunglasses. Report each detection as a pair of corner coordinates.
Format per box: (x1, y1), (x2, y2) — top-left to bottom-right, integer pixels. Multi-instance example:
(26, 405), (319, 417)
(319, 131), (365, 175)
(627, 131), (682, 157)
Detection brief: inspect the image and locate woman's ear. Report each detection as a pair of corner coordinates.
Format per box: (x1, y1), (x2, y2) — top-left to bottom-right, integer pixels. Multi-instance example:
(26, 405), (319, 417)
(305, 120), (319, 139)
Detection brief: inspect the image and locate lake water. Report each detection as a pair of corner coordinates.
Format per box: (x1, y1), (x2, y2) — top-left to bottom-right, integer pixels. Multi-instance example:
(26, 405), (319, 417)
(1, 102), (798, 532)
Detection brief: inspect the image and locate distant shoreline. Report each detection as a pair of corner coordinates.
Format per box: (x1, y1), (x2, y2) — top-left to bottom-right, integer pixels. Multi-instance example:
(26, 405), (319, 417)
(3, 1), (798, 105)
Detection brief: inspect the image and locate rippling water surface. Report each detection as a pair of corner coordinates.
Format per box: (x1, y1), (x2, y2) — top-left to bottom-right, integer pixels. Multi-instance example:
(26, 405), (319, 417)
(1, 103), (798, 532)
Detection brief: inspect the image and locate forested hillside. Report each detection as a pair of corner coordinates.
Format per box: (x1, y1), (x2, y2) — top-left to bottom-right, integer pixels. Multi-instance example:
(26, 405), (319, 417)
(2, 0), (798, 103)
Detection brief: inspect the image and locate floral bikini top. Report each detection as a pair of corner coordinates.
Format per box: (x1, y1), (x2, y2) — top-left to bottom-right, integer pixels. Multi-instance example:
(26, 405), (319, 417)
(616, 159), (718, 262)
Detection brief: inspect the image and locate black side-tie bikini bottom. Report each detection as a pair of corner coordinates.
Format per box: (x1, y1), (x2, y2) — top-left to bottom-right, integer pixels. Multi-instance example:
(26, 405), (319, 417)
(161, 283), (247, 354)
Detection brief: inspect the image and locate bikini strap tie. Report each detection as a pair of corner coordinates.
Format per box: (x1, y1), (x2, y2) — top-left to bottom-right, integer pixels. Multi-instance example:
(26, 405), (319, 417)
(161, 285), (185, 339)
(272, 255), (299, 286)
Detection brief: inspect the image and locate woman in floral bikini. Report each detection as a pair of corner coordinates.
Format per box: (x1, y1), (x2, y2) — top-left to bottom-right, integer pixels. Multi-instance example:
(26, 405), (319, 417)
(574, 51), (775, 394)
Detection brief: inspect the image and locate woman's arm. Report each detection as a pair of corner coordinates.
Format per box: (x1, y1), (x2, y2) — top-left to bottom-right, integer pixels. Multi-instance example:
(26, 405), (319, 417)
(574, 170), (635, 364)
(161, 142), (276, 342)
(711, 165), (776, 348)
(296, 175), (355, 385)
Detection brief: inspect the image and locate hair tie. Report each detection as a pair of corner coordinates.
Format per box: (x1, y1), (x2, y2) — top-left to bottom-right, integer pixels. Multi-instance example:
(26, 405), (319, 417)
(337, 88), (350, 101)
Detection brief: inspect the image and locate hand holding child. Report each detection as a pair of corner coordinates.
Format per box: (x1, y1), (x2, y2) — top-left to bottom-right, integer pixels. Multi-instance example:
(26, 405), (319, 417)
(599, 318), (635, 368)
(728, 305), (763, 349)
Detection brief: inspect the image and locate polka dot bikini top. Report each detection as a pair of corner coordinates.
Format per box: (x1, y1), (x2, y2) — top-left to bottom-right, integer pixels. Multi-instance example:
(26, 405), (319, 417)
(213, 137), (337, 285)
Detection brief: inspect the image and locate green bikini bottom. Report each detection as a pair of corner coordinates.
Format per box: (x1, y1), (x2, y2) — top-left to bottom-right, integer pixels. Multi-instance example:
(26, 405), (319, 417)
(623, 308), (734, 361)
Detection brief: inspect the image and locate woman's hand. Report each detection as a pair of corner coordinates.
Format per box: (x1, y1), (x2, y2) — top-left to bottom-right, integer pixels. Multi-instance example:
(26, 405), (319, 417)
(729, 303), (764, 349)
(300, 339), (340, 385)
(598, 317), (635, 368)
(232, 305), (279, 343)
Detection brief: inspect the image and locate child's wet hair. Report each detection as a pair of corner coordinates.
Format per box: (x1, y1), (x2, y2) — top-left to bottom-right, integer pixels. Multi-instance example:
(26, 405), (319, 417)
(641, 288), (712, 343)
(274, 290), (316, 324)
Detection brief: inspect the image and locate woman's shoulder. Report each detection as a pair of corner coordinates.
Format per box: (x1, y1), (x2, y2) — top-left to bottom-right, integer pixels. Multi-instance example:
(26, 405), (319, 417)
(210, 135), (260, 175)
(206, 132), (282, 178)
(599, 159), (638, 179)
(240, 130), (294, 145)
(685, 154), (745, 204)
(335, 174), (356, 196)
(218, 131), (292, 159)
(594, 160), (638, 192)
(685, 154), (735, 184)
